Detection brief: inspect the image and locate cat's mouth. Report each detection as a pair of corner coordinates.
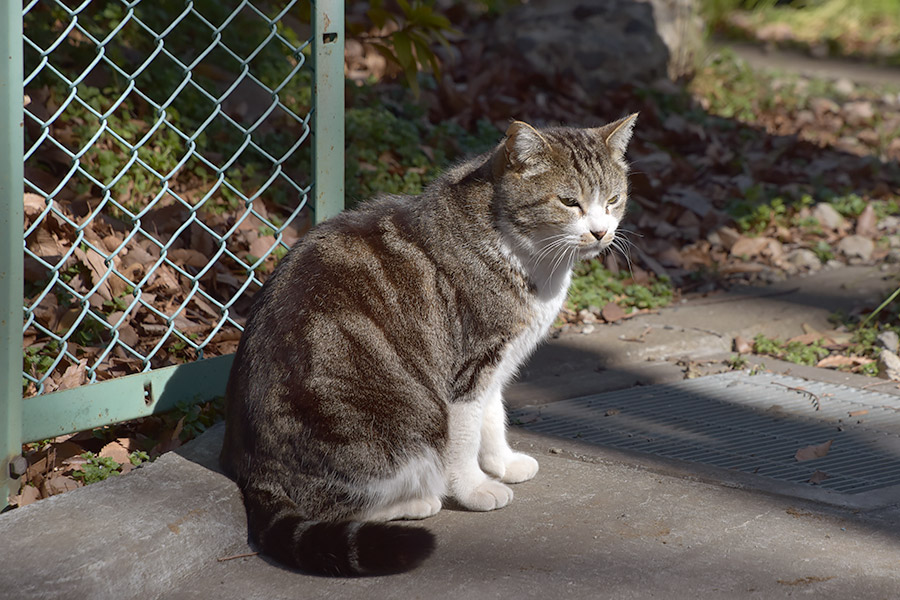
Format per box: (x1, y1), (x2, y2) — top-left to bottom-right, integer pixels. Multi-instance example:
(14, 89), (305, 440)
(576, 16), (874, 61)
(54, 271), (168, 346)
(577, 238), (611, 259)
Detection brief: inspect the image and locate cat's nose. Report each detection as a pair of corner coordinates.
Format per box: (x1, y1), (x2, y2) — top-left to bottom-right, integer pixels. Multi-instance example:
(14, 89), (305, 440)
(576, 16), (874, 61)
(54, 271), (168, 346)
(590, 229), (607, 241)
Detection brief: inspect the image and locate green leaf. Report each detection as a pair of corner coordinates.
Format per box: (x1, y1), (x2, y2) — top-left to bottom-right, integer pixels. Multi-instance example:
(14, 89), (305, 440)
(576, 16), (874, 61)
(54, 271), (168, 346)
(366, 7), (392, 29)
(410, 31), (440, 79)
(392, 30), (415, 70)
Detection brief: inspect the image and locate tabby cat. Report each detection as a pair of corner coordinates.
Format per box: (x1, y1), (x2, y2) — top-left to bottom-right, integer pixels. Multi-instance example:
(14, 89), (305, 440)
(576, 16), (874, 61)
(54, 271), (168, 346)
(220, 114), (638, 576)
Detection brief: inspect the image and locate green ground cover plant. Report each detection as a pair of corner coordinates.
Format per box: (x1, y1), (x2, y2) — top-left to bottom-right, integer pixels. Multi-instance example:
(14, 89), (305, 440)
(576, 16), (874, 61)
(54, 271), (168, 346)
(701, 0), (900, 65)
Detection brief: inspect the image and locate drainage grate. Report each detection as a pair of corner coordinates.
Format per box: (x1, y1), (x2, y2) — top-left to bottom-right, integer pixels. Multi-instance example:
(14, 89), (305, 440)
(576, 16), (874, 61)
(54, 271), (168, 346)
(511, 371), (900, 495)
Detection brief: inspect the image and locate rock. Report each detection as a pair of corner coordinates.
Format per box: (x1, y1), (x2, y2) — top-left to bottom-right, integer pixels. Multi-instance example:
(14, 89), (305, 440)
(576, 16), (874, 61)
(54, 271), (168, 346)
(877, 331), (900, 354)
(812, 203), (845, 230)
(843, 101), (875, 126)
(886, 249), (900, 264)
(878, 349), (900, 382)
(855, 204), (879, 238)
(836, 234), (875, 260)
(578, 309), (597, 324)
(483, 0), (702, 97)
(786, 248), (821, 270)
(834, 78), (855, 96)
(730, 236), (770, 258)
(878, 215), (900, 236)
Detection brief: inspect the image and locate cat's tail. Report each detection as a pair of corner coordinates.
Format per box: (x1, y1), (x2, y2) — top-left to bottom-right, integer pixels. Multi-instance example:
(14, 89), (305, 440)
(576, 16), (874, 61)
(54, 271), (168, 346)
(243, 486), (435, 576)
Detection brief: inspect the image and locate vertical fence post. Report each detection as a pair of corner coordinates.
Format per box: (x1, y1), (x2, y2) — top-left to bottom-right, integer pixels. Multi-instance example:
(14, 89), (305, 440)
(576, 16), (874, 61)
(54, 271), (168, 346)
(312, 0), (345, 224)
(0, 3), (24, 506)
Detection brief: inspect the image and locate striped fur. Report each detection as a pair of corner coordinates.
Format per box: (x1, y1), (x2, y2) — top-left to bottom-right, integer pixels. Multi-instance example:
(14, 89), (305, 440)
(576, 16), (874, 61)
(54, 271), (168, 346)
(220, 115), (637, 576)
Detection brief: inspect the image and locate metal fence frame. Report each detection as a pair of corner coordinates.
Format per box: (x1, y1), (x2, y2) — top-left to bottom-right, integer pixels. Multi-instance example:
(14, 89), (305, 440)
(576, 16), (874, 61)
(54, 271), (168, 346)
(1, 0), (344, 506)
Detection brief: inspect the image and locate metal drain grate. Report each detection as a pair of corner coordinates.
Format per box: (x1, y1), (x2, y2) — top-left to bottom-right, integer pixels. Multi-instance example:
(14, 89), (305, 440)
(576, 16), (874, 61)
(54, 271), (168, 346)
(511, 371), (900, 494)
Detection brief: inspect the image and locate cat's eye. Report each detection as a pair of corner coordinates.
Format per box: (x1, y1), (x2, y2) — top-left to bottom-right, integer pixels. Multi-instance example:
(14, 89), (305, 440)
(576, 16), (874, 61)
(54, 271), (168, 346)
(558, 196), (580, 208)
(607, 195), (621, 205)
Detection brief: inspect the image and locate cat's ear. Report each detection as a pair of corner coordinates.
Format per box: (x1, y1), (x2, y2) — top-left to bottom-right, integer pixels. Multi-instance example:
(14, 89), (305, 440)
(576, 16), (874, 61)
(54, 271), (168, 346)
(504, 120), (551, 173)
(595, 113), (638, 159)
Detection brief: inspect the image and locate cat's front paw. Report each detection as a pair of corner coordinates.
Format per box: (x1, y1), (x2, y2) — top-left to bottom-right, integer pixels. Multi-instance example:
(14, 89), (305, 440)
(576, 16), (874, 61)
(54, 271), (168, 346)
(481, 451), (539, 484)
(456, 479), (514, 512)
(500, 452), (539, 484)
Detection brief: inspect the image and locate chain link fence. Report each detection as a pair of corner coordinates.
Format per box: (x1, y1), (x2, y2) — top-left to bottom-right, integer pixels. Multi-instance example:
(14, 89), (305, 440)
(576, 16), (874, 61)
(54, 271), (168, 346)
(19, 0), (338, 400)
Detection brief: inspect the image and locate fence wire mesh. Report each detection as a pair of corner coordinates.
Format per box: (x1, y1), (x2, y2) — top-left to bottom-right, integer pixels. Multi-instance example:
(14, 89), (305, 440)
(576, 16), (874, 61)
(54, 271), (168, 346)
(21, 0), (316, 397)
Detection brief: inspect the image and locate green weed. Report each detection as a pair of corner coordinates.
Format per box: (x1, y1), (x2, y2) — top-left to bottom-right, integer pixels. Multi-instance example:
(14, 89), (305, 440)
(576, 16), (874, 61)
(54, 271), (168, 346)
(810, 240), (834, 263)
(725, 354), (750, 370)
(568, 260), (673, 313)
(129, 450), (150, 467)
(172, 397), (225, 441)
(752, 334), (829, 366)
(71, 452), (121, 485)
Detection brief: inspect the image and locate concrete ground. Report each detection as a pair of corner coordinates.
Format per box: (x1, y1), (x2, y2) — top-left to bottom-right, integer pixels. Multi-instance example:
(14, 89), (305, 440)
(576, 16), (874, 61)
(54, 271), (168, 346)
(2, 265), (899, 600)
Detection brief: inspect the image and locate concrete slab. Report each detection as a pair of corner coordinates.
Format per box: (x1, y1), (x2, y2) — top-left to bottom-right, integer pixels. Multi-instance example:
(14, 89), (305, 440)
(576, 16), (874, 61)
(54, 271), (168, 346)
(162, 427), (900, 600)
(1, 264), (897, 599)
(0, 428), (247, 600)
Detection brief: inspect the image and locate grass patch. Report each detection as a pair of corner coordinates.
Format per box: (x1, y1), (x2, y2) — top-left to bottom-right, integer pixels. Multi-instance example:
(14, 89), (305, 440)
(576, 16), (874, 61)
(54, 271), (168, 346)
(567, 260), (674, 314)
(752, 333), (830, 366)
(701, 0), (900, 65)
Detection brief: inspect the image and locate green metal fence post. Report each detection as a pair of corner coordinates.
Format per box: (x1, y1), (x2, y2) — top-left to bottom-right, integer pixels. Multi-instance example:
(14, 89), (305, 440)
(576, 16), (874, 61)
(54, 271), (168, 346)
(1, 3), (25, 506)
(312, 0), (345, 224)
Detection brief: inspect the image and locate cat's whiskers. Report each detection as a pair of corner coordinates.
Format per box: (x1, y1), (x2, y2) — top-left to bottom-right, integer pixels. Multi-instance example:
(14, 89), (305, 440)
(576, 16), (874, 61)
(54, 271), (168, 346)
(610, 237), (635, 276)
(530, 234), (572, 269)
(616, 226), (643, 240)
(548, 241), (576, 283)
(533, 240), (569, 267)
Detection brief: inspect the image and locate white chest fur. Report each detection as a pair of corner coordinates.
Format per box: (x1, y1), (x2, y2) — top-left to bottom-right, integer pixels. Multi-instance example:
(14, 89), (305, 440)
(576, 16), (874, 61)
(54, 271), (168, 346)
(491, 268), (571, 393)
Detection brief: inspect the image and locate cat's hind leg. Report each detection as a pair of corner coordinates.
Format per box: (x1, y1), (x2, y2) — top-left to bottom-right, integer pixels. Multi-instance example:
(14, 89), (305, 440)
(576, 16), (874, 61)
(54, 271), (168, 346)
(479, 388), (539, 484)
(359, 449), (445, 522)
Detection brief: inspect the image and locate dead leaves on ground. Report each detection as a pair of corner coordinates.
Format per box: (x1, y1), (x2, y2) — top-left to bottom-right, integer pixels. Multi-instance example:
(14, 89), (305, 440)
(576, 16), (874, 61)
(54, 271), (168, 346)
(22, 157), (312, 395)
(795, 440), (833, 462)
(9, 398), (222, 509)
(795, 440), (834, 485)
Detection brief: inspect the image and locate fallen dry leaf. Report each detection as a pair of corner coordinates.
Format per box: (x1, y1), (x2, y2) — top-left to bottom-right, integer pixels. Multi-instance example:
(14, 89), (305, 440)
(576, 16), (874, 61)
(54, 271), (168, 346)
(153, 415), (185, 455)
(41, 474), (82, 497)
(54, 359), (88, 392)
(808, 470), (830, 484)
(816, 355), (874, 369)
(601, 302), (627, 323)
(12, 484), (42, 508)
(733, 335), (753, 354)
(73, 246), (113, 301)
(795, 440), (833, 462)
(99, 440), (131, 465)
(788, 332), (824, 345)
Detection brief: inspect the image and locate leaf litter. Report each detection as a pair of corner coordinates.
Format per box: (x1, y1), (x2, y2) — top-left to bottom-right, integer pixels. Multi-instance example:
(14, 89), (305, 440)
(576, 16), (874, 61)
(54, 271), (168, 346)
(15, 8), (900, 507)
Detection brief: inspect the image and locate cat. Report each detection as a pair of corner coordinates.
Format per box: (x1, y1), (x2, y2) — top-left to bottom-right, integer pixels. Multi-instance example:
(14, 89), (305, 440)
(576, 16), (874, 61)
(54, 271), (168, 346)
(219, 113), (638, 576)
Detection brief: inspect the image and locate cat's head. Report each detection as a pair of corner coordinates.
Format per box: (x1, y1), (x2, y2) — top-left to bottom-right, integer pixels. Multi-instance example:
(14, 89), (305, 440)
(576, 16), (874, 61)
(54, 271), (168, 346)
(492, 115), (637, 265)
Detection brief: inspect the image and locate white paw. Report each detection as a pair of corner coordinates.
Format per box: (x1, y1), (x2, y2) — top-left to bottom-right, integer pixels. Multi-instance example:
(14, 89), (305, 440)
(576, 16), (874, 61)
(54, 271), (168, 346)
(480, 453), (507, 480)
(481, 451), (540, 484)
(407, 495), (443, 520)
(456, 479), (514, 512)
(367, 495), (442, 521)
(500, 452), (539, 484)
